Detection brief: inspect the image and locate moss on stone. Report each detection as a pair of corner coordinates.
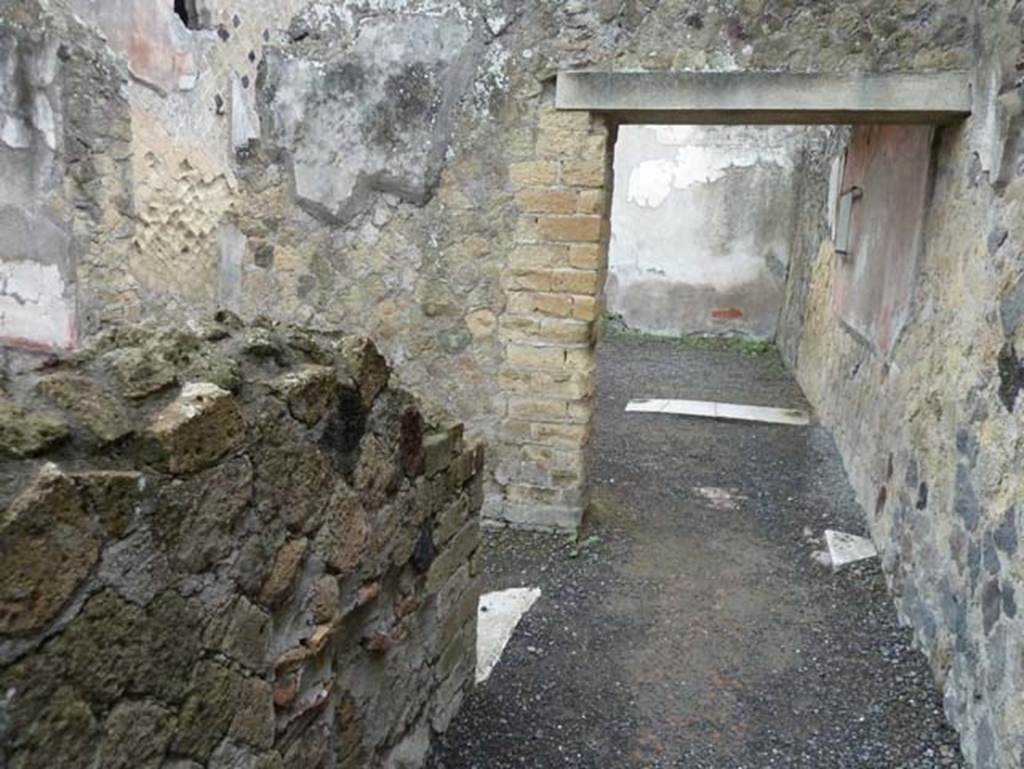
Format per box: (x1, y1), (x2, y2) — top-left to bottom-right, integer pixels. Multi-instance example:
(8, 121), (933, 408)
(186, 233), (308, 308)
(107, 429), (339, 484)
(0, 401), (70, 458)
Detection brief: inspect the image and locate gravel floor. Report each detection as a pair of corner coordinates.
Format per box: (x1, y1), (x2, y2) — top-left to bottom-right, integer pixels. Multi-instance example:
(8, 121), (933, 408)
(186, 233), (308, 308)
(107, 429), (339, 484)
(429, 334), (965, 769)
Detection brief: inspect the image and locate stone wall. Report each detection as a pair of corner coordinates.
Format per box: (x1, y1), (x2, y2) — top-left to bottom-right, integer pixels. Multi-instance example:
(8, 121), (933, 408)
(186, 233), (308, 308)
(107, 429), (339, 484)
(0, 0), (977, 531)
(0, 316), (483, 768)
(607, 125), (811, 340)
(778, 3), (1024, 766)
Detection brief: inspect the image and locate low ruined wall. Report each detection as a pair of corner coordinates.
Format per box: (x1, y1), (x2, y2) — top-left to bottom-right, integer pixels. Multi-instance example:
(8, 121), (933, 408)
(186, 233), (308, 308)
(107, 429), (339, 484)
(0, 317), (483, 768)
(607, 125), (810, 340)
(779, 4), (1024, 766)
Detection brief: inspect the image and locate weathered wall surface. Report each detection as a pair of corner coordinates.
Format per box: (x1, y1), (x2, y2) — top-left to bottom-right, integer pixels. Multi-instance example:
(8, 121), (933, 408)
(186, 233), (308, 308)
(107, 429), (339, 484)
(0, 0), (976, 530)
(832, 124), (936, 356)
(2, 8), (76, 351)
(607, 125), (809, 340)
(0, 2), (134, 354)
(0, 317), (483, 768)
(779, 3), (1024, 767)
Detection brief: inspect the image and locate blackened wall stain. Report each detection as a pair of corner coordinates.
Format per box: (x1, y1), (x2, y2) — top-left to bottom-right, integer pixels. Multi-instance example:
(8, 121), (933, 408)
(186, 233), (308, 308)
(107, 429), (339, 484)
(997, 343), (1024, 412)
(917, 481), (929, 511)
(412, 524), (436, 574)
(320, 385), (368, 482)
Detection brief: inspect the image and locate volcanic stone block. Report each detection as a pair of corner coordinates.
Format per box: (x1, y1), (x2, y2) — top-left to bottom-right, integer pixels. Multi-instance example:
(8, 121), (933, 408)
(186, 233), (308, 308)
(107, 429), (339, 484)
(260, 538), (309, 607)
(0, 465), (99, 634)
(36, 372), (132, 443)
(268, 365), (338, 427)
(0, 400), (69, 458)
(313, 486), (371, 575)
(96, 701), (175, 769)
(155, 457), (253, 573)
(73, 470), (143, 538)
(149, 383), (246, 474)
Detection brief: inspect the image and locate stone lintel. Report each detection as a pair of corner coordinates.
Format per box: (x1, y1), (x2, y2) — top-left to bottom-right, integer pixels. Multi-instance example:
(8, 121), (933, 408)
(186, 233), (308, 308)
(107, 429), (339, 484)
(555, 71), (972, 125)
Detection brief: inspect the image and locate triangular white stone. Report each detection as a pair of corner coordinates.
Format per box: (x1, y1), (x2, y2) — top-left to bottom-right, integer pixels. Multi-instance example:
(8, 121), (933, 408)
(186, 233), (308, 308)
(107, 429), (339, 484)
(824, 529), (877, 568)
(475, 587), (541, 684)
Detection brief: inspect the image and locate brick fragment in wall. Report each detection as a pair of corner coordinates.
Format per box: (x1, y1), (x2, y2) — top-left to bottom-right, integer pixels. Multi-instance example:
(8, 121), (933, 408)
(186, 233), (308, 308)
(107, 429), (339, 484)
(0, 317), (481, 768)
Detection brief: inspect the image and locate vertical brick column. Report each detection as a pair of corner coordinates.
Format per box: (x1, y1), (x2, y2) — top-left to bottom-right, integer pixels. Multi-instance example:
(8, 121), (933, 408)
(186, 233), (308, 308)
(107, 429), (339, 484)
(491, 108), (612, 530)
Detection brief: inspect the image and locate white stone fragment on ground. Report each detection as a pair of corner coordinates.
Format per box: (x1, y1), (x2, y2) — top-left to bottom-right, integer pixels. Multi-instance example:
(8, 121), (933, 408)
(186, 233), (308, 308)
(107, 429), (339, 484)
(626, 399), (810, 426)
(812, 549), (833, 568)
(476, 587), (541, 684)
(824, 529), (878, 568)
(694, 486), (747, 510)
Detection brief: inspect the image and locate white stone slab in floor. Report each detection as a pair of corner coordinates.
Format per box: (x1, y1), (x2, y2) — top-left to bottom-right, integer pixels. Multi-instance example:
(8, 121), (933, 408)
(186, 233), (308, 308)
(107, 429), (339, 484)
(626, 398), (810, 426)
(824, 529), (878, 568)
(476, 587), (542, 684)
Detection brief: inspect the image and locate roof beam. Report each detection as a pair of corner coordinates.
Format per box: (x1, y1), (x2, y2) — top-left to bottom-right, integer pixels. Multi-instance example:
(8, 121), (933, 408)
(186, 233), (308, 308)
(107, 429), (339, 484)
(555, 71), (972, 125)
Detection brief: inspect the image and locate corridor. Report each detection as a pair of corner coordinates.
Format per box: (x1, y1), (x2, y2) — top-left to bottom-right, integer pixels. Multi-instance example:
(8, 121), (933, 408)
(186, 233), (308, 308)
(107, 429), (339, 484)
(430, 333), (964, 768)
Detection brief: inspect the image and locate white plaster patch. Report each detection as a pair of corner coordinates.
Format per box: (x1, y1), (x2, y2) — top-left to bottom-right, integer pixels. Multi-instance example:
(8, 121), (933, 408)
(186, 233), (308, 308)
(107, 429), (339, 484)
(626, 159), (677, 208)
(823, 529), (877, 568)
(181, 382), (229, 400)
(1, 116), (32, 149)
(476, 587), (541, 684)
(230, 73), (260, 153)
(0, 259), (74, 349)
(625, 128), (797, 210)
(652, 125), (703, 145)
(31, 93), (56, 150)
(622, 143), (798, 210)
(471, 44), (510, 115)
(216, 222), (246, 312)
(483, 8), (510, 36)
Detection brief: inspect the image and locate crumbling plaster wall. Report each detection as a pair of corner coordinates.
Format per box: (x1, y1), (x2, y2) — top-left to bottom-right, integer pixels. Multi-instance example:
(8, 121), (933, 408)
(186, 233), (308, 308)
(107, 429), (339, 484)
(607, 124), (812, 340)
(0, 316), (484, 768)
(0, 2), (135, 354)
(778, 3), (1024, 767)
(0, 0), (977, 530)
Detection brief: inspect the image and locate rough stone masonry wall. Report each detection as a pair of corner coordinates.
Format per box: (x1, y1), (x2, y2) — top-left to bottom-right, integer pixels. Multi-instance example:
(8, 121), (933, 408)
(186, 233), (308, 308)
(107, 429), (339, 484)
(0, 0), (977, 531)
(0, 316), (484, 768)
(778, 3), (1024, 767)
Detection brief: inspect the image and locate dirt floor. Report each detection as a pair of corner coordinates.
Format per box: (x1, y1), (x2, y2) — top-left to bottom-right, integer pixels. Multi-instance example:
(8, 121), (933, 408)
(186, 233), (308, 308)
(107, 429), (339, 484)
(429, 333), (965, 769)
